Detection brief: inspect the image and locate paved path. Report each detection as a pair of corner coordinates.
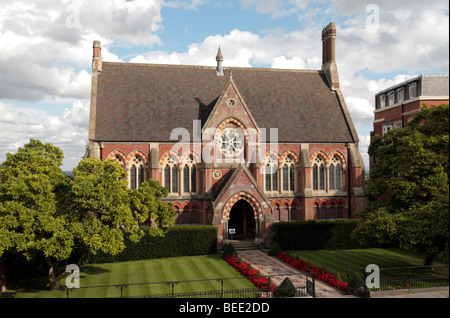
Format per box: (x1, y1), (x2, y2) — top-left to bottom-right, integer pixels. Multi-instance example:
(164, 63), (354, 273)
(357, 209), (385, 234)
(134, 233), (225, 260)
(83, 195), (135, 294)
(236, 249), (347, 298)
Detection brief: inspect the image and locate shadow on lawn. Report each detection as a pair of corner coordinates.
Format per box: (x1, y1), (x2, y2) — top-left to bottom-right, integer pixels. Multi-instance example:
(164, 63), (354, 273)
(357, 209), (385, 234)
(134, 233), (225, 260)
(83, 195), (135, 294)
(79, 265), (110, 278)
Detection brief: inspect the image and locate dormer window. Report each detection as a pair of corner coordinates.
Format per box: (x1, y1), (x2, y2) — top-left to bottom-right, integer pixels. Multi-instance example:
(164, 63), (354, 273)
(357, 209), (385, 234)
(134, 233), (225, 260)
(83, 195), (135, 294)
(387, 91), (394, 106)
(379, 95), (386, 108)
(409, 82), (417, 99)
(396, 88), (404, 103)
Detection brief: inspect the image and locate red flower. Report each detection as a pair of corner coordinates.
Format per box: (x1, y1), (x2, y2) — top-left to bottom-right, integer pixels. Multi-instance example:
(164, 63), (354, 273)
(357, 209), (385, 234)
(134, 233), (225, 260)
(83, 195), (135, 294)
(225, 254), (277, 291)
(276, 253), (348, 292)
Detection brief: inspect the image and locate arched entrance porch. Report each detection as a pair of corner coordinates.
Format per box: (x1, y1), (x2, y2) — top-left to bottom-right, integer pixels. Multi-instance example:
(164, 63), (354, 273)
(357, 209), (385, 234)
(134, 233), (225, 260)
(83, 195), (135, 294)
(222, 192), (263, 245)
(228, 200), (255, 240)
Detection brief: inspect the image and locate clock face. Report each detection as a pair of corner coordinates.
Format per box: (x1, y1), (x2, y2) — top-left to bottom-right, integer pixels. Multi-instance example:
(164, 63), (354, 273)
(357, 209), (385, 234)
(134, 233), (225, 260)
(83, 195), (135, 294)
(219, 127), (244, 157)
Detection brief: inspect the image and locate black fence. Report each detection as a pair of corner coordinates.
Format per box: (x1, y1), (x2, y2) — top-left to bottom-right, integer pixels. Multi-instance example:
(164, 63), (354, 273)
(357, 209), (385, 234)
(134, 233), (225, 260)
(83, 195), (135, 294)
(0, 274), (315, 299)
(346, 265), (449, 297)
(126, 286), (310, 299)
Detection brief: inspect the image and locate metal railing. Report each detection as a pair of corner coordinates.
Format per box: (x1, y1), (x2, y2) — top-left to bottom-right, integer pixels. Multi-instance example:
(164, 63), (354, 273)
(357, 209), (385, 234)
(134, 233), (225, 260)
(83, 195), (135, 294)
(1, 273), (315, 299)
(346, 264), (449, 297)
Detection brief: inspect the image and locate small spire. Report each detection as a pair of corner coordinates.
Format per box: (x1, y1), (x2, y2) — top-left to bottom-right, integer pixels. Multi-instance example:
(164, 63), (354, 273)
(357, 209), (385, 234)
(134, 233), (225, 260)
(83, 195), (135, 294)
(216, 46), (224, 77)
(216, 46), (223, 61)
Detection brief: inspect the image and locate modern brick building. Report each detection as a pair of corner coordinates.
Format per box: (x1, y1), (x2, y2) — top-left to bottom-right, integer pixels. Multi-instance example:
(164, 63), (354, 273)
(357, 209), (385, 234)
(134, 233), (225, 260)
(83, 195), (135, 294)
(371, 74), (449, 169)
(87, 23), (366, 247)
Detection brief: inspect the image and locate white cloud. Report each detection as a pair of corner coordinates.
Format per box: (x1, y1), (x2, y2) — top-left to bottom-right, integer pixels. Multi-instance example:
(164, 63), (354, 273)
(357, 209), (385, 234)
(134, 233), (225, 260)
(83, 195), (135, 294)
(0, 0), (448, 172)
(0, 100), (89, 170)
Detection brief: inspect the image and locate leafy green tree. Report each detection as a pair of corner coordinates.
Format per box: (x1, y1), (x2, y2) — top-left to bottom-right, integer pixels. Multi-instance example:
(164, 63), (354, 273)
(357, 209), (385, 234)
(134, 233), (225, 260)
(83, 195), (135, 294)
(0, 141), (176, 289)
(128, 179), (177, 238)
(0, 140), (74, 288)
(62, 158), (176, 265)
(354, 105), (449, 264)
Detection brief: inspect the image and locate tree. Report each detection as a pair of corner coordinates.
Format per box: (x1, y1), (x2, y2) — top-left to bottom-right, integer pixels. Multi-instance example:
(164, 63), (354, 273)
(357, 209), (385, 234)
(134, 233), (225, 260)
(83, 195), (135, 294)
(0, 141), (177, 289)
(355, 105), (449, 264)
(62, 158), (176, 266)
(0, 140), (74, 289)
(128, 179), (177, 237)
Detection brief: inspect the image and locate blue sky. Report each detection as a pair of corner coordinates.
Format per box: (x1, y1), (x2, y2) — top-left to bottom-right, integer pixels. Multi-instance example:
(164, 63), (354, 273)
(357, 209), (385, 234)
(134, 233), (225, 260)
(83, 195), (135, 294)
(0, 0), (448, 170)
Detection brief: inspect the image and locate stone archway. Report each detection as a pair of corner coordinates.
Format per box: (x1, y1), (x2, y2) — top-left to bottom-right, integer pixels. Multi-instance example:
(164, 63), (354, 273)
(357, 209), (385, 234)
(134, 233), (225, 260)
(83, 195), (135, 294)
(228, 200), (256, 239)
(222, 192), (263, 244)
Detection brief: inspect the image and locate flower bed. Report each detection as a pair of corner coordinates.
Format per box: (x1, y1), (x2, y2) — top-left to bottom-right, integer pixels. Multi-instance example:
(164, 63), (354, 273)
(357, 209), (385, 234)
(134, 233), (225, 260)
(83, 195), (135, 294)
(224, 254), (277, 292)
(277, 253), (348, 292)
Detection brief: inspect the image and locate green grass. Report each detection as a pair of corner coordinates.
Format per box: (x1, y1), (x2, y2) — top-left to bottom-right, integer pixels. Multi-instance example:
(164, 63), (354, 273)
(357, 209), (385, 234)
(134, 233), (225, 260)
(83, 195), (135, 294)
(14, 254), (255, 298)
(284, 248), (448, 283)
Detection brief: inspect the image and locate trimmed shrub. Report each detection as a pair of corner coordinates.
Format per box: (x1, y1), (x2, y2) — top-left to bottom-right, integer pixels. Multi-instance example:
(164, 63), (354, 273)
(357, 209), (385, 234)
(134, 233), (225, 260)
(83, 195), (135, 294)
(273, 220), (366, 250)
(268, 241), (282, 256)
(274, 277), (296, 298)
(223, 244), (237, 259)
(86, 225), (217, 264)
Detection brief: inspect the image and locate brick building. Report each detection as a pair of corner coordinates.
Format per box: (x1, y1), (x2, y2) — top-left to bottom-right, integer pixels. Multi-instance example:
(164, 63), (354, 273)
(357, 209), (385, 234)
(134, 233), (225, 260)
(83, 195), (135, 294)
(371, 75), (449, 169)
(87, 23), (366, 247)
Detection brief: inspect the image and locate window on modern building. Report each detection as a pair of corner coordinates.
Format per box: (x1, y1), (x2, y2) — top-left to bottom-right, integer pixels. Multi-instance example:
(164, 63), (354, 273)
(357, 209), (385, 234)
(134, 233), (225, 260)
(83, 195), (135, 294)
(164, 155), (179, 193)
(130, 155), (145, 189)
(329, 155), (342, 190)
(379, 95), (385, 108)
(282, 155), (295, 191)
(382, 123), (394, 136)
(409, 82), (417, 99)
(397, 88), (404, 103)
(265, 156), (278, 191)
(387, 91), (394, 106)
(313, 156), (325, 191)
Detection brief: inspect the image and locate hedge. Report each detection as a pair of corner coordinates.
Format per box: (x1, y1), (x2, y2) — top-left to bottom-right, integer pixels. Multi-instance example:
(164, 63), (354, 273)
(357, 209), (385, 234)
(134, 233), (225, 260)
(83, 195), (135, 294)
(272, 220), (365, 250)
(86, 225), (218, 264)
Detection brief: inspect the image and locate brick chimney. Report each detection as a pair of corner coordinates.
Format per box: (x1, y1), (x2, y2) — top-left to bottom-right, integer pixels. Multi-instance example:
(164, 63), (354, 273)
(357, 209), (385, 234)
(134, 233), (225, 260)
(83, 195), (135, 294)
(92, 40), (102, 72)
(321, 23), (339, 90)
(216, 46), (224, 76)
(88, 40), (102, 159)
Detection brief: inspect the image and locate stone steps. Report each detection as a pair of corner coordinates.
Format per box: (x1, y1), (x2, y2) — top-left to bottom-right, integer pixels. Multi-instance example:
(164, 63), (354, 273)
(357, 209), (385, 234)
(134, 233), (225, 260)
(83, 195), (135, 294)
(230, 240), (259, 251)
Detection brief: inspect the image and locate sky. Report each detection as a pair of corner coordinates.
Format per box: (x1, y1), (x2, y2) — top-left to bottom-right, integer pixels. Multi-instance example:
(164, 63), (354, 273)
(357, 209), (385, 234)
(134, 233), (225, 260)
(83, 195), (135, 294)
(0, 0), (448, 171)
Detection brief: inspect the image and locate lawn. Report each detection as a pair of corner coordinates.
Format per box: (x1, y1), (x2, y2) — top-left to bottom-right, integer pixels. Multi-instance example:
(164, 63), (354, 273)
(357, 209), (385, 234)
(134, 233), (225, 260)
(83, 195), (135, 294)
(14, 254), (255, 298)
(283, 248), (448, 284)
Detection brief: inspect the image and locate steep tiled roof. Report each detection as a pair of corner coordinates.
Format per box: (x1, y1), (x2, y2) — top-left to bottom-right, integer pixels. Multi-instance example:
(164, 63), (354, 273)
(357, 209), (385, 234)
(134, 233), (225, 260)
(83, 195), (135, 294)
(94, 62), (354, 143)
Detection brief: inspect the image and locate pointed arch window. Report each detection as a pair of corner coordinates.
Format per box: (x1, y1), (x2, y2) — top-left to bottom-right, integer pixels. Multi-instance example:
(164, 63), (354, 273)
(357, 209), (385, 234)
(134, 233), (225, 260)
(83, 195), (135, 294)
(273, 204), (280, 221)
(313, 203), (319, 220)
(329, 202), (336, 219)
(183, 155), (197, 193)
(163, 155), (179, 194)
(282, 155), (295, 191)
(320, 203), (327, 219)
(337, 202), (344, 219)
(114, 154), (125, 169)
(313, 156), (325, 191)
(329, 155), (342, 190)
(130, 155), (145, 189)
(265, 155), (278, 192)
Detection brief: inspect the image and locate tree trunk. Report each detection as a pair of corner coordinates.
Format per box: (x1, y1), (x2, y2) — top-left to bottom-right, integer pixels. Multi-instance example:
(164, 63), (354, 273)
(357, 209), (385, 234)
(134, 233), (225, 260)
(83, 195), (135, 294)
(46, 257), (67, 290)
